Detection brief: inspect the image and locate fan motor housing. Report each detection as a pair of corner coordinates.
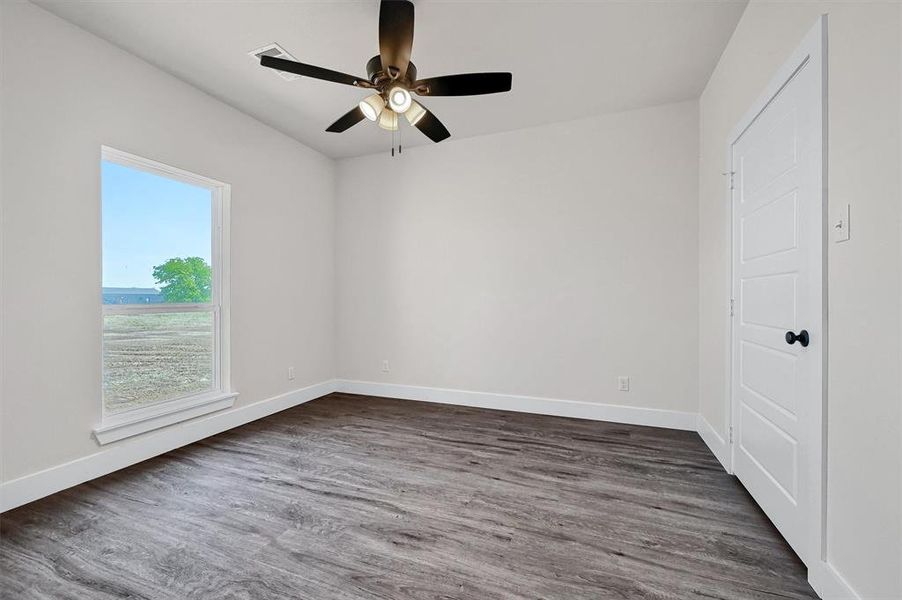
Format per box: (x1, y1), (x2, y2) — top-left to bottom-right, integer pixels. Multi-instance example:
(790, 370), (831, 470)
(366, 55), (417, 88)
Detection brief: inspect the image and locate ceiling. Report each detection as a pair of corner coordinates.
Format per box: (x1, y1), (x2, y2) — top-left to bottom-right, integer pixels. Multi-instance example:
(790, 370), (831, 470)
(34, 0), (748, 159)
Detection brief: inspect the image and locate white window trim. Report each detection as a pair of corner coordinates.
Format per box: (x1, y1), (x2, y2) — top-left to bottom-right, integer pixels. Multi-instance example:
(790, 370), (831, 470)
(96, 146), (233, 445)
(93, 391), (238, 445)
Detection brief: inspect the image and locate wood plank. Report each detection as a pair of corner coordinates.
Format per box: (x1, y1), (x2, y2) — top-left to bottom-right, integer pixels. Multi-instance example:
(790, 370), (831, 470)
(0, 393), (816, 599)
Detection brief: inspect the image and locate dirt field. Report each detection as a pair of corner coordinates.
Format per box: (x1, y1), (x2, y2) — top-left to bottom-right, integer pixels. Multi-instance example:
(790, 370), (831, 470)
(103, 311), (214, 413)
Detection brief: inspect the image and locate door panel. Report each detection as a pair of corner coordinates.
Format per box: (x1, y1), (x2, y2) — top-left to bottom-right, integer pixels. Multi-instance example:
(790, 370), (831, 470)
(741, 189), (798, 260)
(741, 341), (798, 417)
(739, 109), (798, 198)
(739, 403), (799, 499)
(741, 274), (797, 329)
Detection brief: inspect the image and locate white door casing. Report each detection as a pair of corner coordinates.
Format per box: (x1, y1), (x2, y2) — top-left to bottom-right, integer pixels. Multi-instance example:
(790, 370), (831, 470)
(728, 19), (826, 568)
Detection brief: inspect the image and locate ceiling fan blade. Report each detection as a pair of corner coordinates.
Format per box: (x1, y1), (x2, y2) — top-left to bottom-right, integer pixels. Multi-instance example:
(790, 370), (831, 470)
(379, 0), (415, 79)
(260, 55), (369, 87)
(326, 106), (366, 133)
(412, 103), (450, 143)
(414, 73), (512, 96)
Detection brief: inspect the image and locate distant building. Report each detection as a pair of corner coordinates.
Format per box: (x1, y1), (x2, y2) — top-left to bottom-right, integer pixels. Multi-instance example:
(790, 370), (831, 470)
(102, 287), (163, 304)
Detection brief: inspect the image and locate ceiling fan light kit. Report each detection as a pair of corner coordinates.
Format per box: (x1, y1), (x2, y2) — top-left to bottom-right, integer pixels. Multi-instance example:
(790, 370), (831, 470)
(388, 87), (412, 113)
(378, 110), (399, 131)
(259, 0), (512, 153)
(404, 101), (426, 126)
(359, 94), (385, 121)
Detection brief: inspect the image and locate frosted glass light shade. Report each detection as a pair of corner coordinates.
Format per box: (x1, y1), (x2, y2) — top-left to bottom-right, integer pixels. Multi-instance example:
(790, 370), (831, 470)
(387, 86), (412, 113)
(405, 101), (427, 126)
(359, 94), (385, 121)
(378, 110), (398, 131)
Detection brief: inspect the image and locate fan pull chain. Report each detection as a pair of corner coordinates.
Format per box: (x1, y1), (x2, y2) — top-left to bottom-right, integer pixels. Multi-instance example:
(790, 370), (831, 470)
(399, 124), (402, 155)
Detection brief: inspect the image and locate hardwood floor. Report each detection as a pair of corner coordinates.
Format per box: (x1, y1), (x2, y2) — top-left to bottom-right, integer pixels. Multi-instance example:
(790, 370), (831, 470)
(1, 393), (816, 599)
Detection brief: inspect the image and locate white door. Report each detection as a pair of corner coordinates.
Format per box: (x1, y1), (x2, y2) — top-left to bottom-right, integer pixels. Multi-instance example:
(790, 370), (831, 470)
(730, 25), (824, 566)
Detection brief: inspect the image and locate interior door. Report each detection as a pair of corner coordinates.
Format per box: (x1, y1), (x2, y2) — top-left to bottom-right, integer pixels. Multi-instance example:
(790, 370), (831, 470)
(730, 47), (823, 565)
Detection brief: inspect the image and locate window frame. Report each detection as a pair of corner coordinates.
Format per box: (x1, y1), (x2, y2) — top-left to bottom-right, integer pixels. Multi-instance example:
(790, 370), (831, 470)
(95, 146), (233, 444)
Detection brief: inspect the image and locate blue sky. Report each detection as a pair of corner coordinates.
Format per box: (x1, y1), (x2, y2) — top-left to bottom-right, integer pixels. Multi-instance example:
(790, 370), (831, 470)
(102, 160), (211, 289)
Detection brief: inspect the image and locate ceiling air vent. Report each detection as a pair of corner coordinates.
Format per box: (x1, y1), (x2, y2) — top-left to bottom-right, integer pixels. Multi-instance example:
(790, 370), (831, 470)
(249, 43), (301, 81)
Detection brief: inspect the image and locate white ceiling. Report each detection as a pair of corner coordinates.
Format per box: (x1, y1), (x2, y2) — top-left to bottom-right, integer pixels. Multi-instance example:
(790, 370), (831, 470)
(34, 0), (748, 159)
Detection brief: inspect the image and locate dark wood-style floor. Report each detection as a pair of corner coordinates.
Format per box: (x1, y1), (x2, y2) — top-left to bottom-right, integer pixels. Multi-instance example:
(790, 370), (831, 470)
(1, 393), (816, 599)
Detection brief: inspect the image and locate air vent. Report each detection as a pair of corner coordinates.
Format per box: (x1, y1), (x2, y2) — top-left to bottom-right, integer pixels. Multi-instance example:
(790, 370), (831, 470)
(249, 43), (301, 81)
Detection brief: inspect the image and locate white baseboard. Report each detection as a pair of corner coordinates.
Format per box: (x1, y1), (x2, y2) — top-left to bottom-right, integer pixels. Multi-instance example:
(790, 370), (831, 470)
(2, 379), (697, 512)
(809, 559), (861, 599)
(696, 414), (732, 472)
(336, 380), (697, 431)
(0, 379), (339, 512)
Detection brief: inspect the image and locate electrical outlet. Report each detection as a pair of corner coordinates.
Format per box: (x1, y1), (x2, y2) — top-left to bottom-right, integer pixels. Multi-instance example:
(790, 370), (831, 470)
(287, 367), (295, 381)
(618, 376), (630, 392)
(381, 360), (390, 373)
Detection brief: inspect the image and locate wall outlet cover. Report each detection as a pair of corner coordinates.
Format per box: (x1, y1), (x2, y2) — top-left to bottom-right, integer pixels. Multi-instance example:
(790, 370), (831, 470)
(618, 376), (630, 392)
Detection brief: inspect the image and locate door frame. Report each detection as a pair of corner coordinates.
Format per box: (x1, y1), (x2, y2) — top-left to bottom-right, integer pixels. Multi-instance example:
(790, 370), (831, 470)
(723, 15), (828, 569)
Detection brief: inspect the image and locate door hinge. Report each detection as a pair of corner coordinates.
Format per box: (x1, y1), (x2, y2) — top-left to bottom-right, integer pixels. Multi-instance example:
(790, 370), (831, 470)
(729, 426), (733, 444)
(730, 298), (735, 317)
(722, 170), (735, 191)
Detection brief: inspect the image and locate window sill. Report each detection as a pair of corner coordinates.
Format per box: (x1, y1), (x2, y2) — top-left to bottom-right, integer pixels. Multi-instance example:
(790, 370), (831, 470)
(93, 391), (238, 445)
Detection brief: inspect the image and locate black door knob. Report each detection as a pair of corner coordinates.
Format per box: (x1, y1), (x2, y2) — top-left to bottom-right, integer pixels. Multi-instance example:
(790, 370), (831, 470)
(785, 330), (810, 347)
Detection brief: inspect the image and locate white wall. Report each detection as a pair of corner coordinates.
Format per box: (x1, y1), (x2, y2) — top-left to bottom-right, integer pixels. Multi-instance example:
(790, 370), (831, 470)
(698, 2), (902, 597)
(336, 101), (699, 416)
(4, 3), (899, 595)
(0, 2), (336, 483)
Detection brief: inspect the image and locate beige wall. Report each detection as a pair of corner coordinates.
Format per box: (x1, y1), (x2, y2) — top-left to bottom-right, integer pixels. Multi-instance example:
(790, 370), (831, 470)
(698, 2), (902, 597)
(336, 101), (699, 414)
(0, 2), (336, 482)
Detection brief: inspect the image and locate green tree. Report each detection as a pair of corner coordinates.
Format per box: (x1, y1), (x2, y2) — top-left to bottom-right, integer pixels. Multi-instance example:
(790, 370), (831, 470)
(152, 257), (212, 303)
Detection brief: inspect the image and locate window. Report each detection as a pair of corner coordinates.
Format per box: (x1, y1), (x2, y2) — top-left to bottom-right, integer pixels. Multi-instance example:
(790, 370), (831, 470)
(95, 147), (233, 445)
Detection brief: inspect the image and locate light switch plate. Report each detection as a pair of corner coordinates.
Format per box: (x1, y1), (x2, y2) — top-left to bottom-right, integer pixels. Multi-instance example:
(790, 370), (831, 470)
(833, 204), (850, 243)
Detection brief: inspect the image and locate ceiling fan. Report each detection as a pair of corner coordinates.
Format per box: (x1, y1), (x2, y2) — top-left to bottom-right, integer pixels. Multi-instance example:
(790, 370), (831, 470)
(259, 0), (512, 144)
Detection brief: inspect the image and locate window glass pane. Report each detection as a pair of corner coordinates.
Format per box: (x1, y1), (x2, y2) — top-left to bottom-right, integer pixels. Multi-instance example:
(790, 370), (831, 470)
(102, 160), (213, 304)
(103, 311), (214, 414)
